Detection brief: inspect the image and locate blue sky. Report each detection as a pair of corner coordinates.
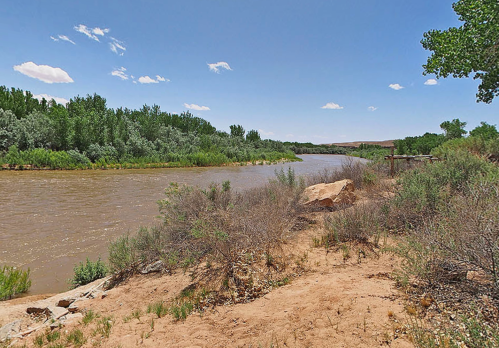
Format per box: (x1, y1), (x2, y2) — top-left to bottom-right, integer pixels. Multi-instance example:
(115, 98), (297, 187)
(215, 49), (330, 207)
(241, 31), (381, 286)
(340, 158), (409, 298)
(1, 0), (498, 143)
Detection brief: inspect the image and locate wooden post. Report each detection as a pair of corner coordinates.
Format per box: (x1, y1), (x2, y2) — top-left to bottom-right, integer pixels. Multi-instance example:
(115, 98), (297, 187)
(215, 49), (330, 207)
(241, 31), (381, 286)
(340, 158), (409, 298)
(390, 146), (395, 177)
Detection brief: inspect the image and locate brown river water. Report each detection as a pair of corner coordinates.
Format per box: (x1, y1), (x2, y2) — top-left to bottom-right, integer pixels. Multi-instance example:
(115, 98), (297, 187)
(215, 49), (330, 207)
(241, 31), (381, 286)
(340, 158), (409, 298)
(0, 155), (365, 295)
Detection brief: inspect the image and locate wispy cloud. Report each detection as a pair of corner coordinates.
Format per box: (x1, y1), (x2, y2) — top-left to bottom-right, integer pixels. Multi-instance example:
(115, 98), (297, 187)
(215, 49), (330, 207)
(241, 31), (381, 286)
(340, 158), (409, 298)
(424, 78), (438, 86)
(183, 103), (210, 111)
(111, 67), (128, 80)
(208, 61), (232, 73)
(32, 94), (69, 105)
(389, 83), (404, 90)
(258, 129), (274, 136)
(286, 134), (294, 138)
(74, 24), (102, 42)
(321, 102), (344, 110)
(50, 35), (76, 45)
(13, 62), (74, 84)
(156, 75), (169, 82)
(109, 37), (126, 55)
(368, 106), (377, 112)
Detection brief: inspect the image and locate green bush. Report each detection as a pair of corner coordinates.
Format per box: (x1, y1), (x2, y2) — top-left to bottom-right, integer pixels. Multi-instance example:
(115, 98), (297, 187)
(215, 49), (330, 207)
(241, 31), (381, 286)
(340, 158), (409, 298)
(70, 257), (108, 288)
(0, 265), (31, 300)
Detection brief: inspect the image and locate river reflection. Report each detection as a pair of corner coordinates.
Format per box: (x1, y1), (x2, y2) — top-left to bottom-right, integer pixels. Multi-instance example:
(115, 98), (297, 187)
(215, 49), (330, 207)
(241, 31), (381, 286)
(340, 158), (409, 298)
(0, 155), (365, 294)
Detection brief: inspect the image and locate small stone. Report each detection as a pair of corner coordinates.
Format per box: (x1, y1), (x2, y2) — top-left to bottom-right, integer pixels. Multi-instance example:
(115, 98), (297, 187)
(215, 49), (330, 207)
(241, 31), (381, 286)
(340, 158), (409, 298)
(68, 303), (79, 313)
(57, 297), (76, 308)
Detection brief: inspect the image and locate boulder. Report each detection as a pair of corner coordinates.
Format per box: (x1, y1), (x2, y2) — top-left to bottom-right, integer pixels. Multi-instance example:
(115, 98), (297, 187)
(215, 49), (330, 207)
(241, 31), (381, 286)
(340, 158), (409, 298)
(302, 179), (356, 207)
(0, 320), (21, 342)
(141, 260), (164, 274)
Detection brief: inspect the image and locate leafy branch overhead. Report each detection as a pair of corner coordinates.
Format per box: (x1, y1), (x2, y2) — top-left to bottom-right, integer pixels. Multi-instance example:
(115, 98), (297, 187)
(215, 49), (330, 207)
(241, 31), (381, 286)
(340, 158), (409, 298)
(421, 0), (499, 103)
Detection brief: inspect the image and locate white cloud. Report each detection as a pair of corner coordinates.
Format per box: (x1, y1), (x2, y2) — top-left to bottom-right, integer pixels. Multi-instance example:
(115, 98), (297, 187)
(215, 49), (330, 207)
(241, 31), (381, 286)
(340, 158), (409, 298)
(138, 75), (168, 84)
(74, 24), (100, 42)
(50, 36), (59, 42)
(258, 129), (274, 136)
(13, 62), (74, 84)
(208, 61), (232, 73)
(58, 35), (76, 45)
(286, 134), (294, 138)
(424, 78), (438, 86)
(138, 76), (158, 84)
(389, 83), (404, 90)
(111, 67), (128, 80)
(183, 103), (210, 111)
(321, 102), (344, 110)
(313, 135), (329, 139)
(92, 27), (110, 36)
(109, 37), (126, 55)
(368, 106), (377, 112)
(32, 94), (69, 105)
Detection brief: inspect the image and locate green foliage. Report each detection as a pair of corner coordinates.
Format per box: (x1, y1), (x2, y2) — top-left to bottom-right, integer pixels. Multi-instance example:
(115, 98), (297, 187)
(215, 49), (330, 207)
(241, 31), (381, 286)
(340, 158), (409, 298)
(0, 86), (299, 169)
(284, 141), (347, 155)
(440, 119), (467, 140)
(82, 310), (96, 325)
(394, 133), (445, 155)
(246, 129), (261, 142)
(0, 265), (31, 300)
(421, 0), (499, 103)
(469, 121), (499, 140)
(147, 301), (168, 318)
(66, 329), (86, 347)
(229, 124), (245, 137)
(70, 257), (107, 288)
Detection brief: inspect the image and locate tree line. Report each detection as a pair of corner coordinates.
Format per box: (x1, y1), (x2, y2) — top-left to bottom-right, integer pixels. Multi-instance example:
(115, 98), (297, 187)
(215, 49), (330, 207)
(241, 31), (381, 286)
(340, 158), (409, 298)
(0, 86), (297, 169)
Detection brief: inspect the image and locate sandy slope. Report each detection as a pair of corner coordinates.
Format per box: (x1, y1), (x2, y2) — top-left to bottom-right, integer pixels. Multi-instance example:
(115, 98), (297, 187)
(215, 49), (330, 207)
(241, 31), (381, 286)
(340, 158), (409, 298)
(1, 224), (414, 347)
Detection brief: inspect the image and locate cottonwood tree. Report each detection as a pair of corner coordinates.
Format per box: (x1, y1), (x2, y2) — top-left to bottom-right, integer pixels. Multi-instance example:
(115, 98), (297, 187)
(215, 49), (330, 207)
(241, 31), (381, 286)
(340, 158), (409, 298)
(422, 0), (499, 103)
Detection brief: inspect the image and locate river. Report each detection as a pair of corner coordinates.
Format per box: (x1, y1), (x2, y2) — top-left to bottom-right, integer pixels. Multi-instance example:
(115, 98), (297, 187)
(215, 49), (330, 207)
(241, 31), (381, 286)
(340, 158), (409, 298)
(0, 155), (365, 294)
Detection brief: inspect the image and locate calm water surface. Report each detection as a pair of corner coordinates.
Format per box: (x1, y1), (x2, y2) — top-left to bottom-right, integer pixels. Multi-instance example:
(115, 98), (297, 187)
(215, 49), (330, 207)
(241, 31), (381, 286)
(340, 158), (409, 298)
(0, 155), (365, 294)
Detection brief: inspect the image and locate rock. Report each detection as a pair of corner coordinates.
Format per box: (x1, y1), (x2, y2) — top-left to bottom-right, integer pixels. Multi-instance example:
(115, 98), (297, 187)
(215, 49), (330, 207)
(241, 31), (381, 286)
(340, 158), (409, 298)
(68, 303), (79, 313)
(0, 320), (22, 342)
(88, 290), (104, 299)
(46, 306), (69, 320)
(57, 296), (76, 308)
(302, 179), (356, 207)
(26, 306), (47, 315)
(64, 313), (83, 322)
(141, 260), (164, 274)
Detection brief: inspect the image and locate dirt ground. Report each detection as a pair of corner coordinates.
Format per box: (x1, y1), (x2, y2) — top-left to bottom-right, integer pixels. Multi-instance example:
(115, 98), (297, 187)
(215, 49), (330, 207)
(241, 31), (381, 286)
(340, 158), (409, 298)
(1, 212), (414, 348)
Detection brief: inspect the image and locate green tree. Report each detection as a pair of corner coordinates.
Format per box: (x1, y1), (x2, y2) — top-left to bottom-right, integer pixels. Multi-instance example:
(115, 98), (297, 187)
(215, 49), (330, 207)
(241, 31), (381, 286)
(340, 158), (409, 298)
(230, 124), (245, 137)
(469, 121), (499, 140)
(421, 0), (499, 103)
(440, 119), (467, 139)
(246, 129), (261, 142)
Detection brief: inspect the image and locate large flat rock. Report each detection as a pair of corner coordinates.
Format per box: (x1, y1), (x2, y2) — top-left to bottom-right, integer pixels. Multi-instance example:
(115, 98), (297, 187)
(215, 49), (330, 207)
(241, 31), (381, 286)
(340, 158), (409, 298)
(302, 179), (356, 207)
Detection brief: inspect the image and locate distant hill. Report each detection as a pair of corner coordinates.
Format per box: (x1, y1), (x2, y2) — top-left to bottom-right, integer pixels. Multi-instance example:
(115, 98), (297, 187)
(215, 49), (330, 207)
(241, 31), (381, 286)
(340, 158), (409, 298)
(328, 140), (394, 148)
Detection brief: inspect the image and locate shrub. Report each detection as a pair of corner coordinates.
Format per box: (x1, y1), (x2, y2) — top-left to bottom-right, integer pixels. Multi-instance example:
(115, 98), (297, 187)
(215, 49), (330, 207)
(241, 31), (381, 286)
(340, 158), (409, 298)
(70, 257), (107, 288)
(0, 265), (31, 300)
(322, 202), (388, 247)
(109, 174), (305, 298)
